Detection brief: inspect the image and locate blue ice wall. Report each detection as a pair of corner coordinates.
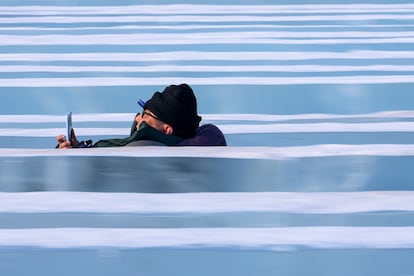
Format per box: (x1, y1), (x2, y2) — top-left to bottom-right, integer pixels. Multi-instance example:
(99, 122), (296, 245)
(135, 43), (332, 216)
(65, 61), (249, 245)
(1, 2), (414, 275)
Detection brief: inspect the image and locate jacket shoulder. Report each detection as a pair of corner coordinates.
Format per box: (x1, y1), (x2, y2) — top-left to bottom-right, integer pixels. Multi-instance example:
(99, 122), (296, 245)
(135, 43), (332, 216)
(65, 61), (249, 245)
(177, 124), (227, 146)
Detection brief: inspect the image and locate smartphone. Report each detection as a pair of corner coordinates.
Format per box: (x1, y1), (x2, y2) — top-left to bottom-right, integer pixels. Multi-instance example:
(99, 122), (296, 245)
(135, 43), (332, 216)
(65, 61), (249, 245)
(66, 112), (72, 141)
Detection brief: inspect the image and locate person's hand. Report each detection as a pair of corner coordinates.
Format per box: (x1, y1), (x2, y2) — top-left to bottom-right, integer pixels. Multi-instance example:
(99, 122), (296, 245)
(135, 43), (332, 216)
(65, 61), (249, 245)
(56, 128), (80, 149)
(134, 112), (142, 130)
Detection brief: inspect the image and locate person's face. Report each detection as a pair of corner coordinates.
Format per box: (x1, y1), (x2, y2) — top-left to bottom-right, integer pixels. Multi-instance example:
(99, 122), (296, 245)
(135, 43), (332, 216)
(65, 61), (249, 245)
(135, 109), (173, 135)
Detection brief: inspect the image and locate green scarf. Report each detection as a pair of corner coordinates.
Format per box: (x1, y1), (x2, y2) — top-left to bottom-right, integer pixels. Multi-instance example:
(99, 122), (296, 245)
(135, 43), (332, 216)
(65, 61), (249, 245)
(92, 115), (184, 147)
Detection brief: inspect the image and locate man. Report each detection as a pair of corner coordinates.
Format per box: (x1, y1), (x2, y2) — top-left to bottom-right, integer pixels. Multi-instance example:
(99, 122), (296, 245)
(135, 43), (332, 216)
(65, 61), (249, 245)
(56, 83), (227, 148)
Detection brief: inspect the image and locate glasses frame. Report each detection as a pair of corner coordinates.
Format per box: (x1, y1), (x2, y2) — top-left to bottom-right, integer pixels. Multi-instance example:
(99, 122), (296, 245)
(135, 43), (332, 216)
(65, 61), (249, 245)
(141, 110), (165, 124)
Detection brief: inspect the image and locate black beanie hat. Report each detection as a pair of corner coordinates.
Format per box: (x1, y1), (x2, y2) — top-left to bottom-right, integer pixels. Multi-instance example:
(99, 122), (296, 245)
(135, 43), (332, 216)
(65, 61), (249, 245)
(144, 83), (202, 139)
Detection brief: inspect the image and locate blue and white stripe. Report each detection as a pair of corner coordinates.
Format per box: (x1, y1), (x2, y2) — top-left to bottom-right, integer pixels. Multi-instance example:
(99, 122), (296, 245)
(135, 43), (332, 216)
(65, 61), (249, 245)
(1, 4), (414, 272)
(1, 4), (414, 87)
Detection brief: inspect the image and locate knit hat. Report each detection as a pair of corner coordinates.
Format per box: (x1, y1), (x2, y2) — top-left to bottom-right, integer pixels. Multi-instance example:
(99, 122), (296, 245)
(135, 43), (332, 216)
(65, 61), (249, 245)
(142, 84), (202, 138)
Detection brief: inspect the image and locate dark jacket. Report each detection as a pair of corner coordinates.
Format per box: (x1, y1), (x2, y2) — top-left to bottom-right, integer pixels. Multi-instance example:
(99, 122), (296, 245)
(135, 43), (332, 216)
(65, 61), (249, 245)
(89, 117), (226, 148)
(177, 124), (226, 146)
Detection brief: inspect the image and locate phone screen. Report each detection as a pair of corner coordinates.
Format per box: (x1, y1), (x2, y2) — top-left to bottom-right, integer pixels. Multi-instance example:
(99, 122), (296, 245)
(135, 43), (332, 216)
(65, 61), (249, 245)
(66, 112), (72, 141)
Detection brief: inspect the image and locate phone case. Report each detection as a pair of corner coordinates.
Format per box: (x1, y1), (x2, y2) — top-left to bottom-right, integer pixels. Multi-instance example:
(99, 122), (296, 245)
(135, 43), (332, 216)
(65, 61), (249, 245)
(66, 112), (72, 141)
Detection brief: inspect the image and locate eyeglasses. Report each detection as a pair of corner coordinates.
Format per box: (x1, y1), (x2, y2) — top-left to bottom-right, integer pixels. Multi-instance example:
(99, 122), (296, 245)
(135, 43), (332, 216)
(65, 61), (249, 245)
(142, 110), (164, 124)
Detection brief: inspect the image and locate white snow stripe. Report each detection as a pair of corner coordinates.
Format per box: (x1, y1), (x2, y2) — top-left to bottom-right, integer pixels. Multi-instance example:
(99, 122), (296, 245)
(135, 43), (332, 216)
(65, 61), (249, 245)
(2, 4), (414, 15)
(2, 24), (414, 31)
(0, 51), (412, 61)
(1, 191), (414, 214)
(219, 122), (414, 134)
(0, 145), (413, 158)
(202, 111), (414, 121)
(1, 14), (414, 23)
(2, 64), (414, 73)
(3, 31), (414, 38)
(0, 113), (135, 123)
(0, 76), (413, 87)
(0, 227), (414, 250)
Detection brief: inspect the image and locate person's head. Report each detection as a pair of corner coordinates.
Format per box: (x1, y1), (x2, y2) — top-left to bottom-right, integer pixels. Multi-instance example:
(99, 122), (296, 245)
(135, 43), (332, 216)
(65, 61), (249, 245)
(136, 83), (202, 138)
